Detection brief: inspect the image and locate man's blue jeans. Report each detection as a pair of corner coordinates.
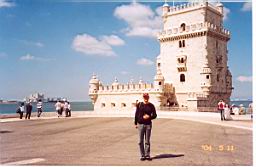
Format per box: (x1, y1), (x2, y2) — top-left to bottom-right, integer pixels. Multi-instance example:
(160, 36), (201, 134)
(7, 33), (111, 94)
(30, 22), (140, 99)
(138, 124), (152, 157)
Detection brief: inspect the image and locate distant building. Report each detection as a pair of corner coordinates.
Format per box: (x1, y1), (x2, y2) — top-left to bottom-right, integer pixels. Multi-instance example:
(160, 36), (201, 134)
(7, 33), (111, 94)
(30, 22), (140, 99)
(26, 93), (44, 102)
(89, 1), (233, 112)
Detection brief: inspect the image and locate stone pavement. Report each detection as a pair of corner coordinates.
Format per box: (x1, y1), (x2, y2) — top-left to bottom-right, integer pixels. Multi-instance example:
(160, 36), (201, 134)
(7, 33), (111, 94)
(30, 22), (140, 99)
(0, 117), (253, 165)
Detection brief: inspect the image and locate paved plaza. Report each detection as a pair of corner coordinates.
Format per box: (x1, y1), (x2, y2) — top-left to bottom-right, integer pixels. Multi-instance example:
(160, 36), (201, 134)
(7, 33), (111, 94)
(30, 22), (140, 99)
(0, 116), (253, 165)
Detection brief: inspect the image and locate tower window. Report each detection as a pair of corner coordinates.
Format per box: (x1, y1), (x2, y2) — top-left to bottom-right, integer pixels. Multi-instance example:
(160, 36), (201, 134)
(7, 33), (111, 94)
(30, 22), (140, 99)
(180, 74), (185, 82)
(179, 40), (185, 48)
(159, 82), (162, 85)
(217, 74), (220, 82)
(181, 58), (184, 63)
(111, 103), (116, 107)
(157, 63), (161, 67)
(121, 103), (126, 107)
(206, 75), (210, 79)
(181, 23), (186, 31)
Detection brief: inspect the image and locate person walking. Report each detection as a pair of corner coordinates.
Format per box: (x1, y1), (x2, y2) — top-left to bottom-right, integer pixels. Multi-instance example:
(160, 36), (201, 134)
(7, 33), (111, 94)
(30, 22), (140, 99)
(134, 93), (157, 161)
(67, 102), (71, 117)
(37, 99), (43, 117)
(18, 102), (25, 119)
(25, 101), (33, 119)
(218, 100), (225, 121)
(55, 101), (62, 117)
(64, 101), (69, 117)
(224, 104), (232, 120)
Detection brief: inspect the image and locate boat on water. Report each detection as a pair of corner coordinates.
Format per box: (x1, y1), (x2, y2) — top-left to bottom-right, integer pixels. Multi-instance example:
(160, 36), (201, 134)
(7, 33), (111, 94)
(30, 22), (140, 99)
(0, 100), (18, 104)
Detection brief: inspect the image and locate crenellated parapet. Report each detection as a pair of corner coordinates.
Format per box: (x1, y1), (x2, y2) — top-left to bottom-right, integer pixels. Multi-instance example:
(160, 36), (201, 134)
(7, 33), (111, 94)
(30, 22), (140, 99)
(158, 22), (230, 42)
(97, 82), (174, 95)
(163, 2), (223, 16)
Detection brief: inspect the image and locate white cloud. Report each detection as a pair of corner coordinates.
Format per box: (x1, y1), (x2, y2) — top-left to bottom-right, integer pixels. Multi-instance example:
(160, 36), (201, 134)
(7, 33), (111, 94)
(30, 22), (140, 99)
(114, 3), (162, 38)
(101, 35), (125, 46)
(20, 54), (35, 61)
(72, 33), (124, 57)
(237, 76), (252, 82)
(241, 2), (252, 12)
(20, 53), (52, 62)
(19, 40), (44, 48)
(223, 7), (230, 21)
(0, 0), (15, 8)
(136, 58), (154, 66)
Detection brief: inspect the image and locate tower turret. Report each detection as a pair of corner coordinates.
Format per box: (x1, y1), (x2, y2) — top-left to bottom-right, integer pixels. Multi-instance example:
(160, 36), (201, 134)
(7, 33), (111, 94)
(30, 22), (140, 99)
(112, 77), (119, 86)
(162, 1), (170, 15)
(216, 2), (224, 15)
(200, 63), (212, 96)
(89, 74), (99, 104)
(154, 69), (165, 91)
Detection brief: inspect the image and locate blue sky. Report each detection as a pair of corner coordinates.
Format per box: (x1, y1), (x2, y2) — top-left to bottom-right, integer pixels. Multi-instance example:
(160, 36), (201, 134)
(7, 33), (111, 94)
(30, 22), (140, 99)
(0, 0), (252, 101)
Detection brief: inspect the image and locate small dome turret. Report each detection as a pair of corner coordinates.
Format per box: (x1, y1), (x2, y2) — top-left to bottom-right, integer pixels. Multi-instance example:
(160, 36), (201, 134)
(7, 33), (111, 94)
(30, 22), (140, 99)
(216, 2), (224, 14)
(162, 1), (170, 15)
(112, 77), (119, 86)
(88, 73), (99, 105)
(154, 69), (164, 81)
(139, 77), (144, 84)
(89, 74), (99, 84)
(154, 69), (165, 91)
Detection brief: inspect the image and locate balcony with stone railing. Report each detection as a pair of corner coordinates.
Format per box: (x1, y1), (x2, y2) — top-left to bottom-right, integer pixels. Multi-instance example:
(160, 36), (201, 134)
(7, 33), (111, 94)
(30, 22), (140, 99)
(158, 22), (230, 41)
(187, 92), (208, 101)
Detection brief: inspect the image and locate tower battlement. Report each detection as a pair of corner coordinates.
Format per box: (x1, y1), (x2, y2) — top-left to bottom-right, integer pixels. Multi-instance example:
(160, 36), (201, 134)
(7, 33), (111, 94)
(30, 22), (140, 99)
(158, 21), (230, 42)
(163, 2), (223, 16)
(94, 82), (174, 94)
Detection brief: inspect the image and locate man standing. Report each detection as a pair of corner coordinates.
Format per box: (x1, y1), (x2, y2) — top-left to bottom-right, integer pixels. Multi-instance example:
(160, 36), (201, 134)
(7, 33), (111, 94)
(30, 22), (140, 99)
(25, 101), (33, 119)
(134, 93), (157, 161)
(218, 100), (225, 121)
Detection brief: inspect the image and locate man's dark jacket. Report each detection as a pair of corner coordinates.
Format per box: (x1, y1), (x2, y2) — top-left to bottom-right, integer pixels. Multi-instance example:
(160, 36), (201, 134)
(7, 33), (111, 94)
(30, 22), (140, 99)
(134, 102), (157, 125)
(26, 104), (33, 113)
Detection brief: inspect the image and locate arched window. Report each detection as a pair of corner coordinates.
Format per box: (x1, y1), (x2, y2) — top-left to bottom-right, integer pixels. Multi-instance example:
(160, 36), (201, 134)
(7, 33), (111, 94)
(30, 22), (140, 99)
(181, 23), (186, 31)
(181, 58), (184, 63)
(217, 74), (220, 82)
(157, 63), (161, 67)
(180, 74), (185, 82)
(159, 81), (162, 85)
(179, 41), (182, 48)
(206, 75), (210, 79)
(101, 103), (106, 108)
(182, 40), (185, 47)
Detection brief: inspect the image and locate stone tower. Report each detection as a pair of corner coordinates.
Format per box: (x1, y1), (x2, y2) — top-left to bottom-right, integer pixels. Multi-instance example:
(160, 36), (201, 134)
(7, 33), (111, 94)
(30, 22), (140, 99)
(157, 1), (232, 110)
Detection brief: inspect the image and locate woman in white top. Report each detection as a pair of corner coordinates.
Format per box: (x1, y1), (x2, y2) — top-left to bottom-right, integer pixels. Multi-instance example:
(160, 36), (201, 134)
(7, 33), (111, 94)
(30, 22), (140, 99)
(37, 99), (43, 117)
(19, 102), (25, 119)
(55, 101), (62, 117)
(224, 104), (232, 120)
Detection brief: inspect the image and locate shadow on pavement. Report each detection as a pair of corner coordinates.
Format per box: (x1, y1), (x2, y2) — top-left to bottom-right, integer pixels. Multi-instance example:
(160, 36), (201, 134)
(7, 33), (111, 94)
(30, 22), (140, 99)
(0, 130), (13, 134)
(152, 153), (184, 159)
